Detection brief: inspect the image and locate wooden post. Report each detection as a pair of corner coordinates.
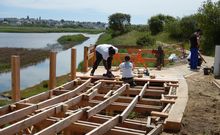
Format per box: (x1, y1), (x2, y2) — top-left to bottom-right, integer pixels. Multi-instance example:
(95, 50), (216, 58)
(11, 55), (20, 102)
(83, 46), (89, 72)
(71, 48), (76, 80)
(49, 51), (57, 90)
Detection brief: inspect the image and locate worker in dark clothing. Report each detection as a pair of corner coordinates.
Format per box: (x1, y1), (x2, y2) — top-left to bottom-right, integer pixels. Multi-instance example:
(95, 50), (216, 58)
(156, 46), (164, 70)
(90, 44), (118, 78)
(189, 29), (202, 70)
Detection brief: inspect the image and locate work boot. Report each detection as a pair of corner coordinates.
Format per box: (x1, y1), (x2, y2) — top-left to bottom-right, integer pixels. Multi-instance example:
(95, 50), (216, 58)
(90, 69), (95, 76)
(106, 71), (115, 78)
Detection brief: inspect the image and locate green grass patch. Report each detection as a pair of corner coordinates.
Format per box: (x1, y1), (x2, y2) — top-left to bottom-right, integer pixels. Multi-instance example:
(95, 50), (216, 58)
(0, 99), (12, 106)
(0, 26), (104, 34)
(57, 34), (89, 50)
(0, 48), (49, 73)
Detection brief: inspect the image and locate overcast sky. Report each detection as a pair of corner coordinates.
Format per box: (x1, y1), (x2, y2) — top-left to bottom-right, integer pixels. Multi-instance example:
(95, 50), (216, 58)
(0, 0), (218, 24)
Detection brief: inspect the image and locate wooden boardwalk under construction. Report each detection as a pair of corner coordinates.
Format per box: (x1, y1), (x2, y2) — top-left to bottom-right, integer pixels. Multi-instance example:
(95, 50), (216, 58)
(0, 66), (188, 135)
(0, 46), (189, 135)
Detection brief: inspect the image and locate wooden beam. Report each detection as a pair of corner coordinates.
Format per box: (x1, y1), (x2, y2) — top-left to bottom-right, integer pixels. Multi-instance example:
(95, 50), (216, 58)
(84, 88), (99, 100)
(89, 100), (162, 113)
(71, 48), (76, 80)
(138, 82), (148, 101)
(86, 84), (127, 118)
(151, 111), (168, 118)
(160, 99), (176, 104)
(11, 55), (20, 102)
(86, 115), (120, 135)
(0, 105), (37, 127)
(35, 109), (84, 135)
(88, 114), (147, 131)
(71, 121), (145, 135)
(146, 124), (162, 135)
(119, 96), (139, 123)
(37, 79), (91, 109)
(49, 51), (57, 90)
(83, 46), (89, 72)
(0, 79), (90, 127)
(94, 94), (161, 106)
(155, 103), (171, 122)
(0, 94), (84, 135)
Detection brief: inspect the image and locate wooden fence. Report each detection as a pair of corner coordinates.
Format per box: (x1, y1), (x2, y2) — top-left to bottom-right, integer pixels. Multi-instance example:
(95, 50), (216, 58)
(83, 45), (169, 72)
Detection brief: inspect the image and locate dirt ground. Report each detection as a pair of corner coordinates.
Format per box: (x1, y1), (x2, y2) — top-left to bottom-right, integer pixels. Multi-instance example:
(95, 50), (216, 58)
(163, 71), (220, 135)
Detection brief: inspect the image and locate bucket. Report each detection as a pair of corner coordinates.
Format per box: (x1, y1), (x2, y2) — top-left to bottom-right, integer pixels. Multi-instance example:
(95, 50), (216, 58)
(203, 67), (211, 75)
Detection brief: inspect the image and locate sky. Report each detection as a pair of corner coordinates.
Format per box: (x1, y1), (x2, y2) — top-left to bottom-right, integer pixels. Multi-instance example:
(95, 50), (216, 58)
(0, 0), (218, 24)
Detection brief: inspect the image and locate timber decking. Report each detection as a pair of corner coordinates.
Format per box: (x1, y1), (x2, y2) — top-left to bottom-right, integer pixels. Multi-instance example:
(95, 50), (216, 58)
(0, 75), (185, 135)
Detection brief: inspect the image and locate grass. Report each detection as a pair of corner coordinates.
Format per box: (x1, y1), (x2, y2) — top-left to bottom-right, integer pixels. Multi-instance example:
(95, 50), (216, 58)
(57, 34), (89, 50)
(0, 25), (104, 34)
(0, 48), (49, 73)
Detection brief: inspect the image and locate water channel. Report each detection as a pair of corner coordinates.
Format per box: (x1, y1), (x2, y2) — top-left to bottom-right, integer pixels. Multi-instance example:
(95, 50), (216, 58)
(0, 32), (101, 92)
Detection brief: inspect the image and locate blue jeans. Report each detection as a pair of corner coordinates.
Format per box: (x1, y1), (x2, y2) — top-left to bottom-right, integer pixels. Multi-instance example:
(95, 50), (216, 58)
(190, 48), (198, 69)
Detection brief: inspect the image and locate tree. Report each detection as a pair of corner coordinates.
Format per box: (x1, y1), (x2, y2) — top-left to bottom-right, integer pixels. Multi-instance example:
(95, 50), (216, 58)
(108, 13), (131, 37)
(196, 0), (220, 55)
(148, 14), (176, 35)
(179, 15), (198, 39)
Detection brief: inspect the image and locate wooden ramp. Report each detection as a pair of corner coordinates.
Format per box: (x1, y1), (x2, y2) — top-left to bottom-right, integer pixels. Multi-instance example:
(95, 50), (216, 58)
(0, 76), (186, 135)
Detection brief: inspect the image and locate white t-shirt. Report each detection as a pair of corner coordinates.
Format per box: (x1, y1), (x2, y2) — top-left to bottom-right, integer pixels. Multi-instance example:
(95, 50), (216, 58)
(96, 44), (118, 60)
(119, 62), (133, 78)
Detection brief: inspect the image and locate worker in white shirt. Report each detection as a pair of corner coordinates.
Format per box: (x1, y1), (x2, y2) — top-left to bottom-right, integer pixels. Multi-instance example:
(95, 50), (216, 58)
(90, 44), (118, 78)
(119, 55), (136, 87)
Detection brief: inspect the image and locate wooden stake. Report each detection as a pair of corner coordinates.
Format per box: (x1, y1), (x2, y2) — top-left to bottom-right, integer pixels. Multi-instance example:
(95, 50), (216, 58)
(49, 51), (57, 90)
(83, 46), (89, 72)
(11, 55), (20, 102)
(71, 48), (76, 80)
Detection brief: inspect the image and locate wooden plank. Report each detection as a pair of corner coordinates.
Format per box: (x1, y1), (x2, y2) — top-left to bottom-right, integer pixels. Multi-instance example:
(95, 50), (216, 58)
(0, 95), (84, 135)
(119, 96), (139, 123)
(71, 121), (145, 135)
(0, 79), (90, 127)
(86, 115), (119, 135)
(164, 79), (187, 131)
(138, 82), (148, 101)
(86, 84), (127, 118)
(151, 111), (168, 118)
(155, 103), (171, 121)
(0, 105), (37, 126)
(160, 99), (176, 104)
(147, 124), (162, 135)
(0, 106), (61, 135)
(89, 100), (162, 113)
(35, 110), (84, 135)
(88, 115), (147, 131)
(53, 89), (70, 95)
(84, 89), (99, 100)
(94, 94), (161, 106)
(103, 90), (113, 98)
(37, 79), (91, 108)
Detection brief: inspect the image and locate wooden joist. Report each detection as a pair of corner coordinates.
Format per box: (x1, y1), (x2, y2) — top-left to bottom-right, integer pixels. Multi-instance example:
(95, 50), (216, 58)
(86, 115), (120, 135)
(89, 100), (162, 113)
(138, 82), (149, 101)
(86, 84), (127, 118)
(35, 109), (84, 135)
(119, 96), (139, 123)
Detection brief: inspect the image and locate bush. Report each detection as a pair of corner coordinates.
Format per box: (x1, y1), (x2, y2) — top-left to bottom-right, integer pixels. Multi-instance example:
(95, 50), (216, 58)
(136, 34), (155, 46)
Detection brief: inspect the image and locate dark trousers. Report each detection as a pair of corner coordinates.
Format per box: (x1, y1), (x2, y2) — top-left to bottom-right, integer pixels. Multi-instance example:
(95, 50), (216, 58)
(190, 48), (198, 69)
(91, 51), (113, 73)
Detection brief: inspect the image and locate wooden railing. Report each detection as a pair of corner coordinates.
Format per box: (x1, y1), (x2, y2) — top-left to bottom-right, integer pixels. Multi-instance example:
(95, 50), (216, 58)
(83, 45), (169, 72)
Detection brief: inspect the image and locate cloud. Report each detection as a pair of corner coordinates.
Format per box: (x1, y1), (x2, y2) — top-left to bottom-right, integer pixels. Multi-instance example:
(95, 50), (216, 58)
(0, 0), (213, 16)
